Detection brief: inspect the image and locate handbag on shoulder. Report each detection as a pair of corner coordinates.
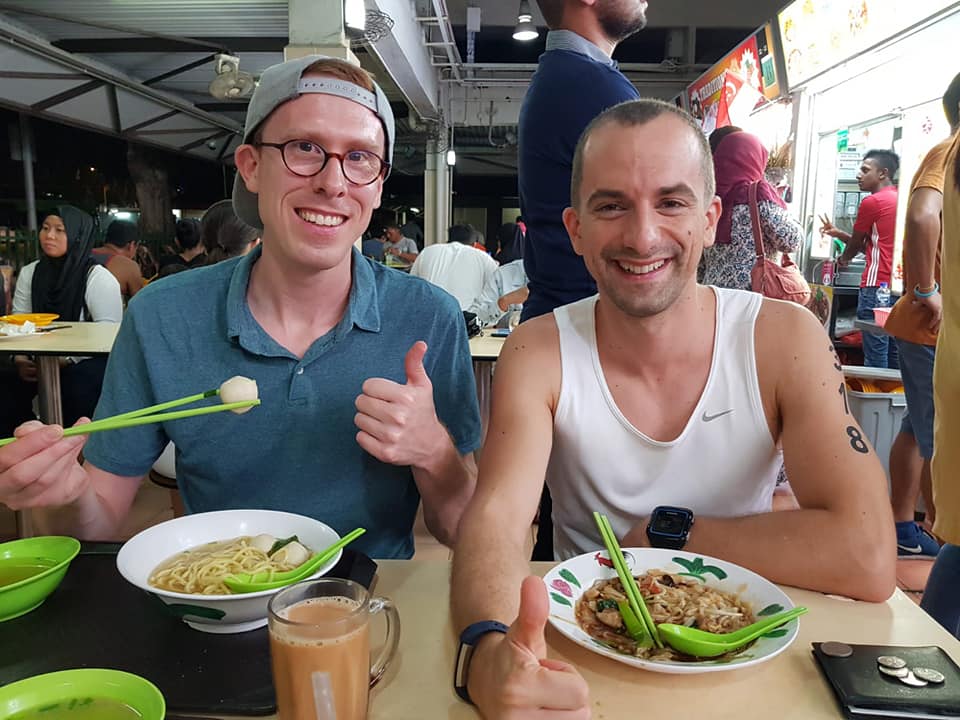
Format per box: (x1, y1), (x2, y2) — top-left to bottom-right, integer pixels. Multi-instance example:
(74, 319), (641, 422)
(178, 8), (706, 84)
(747, 181), (812, 306)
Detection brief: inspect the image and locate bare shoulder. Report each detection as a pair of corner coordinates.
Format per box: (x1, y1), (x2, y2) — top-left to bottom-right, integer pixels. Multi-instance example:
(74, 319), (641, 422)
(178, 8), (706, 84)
(755, 298), (829, 363)
(754, 297), (841, 417)
(495, 314), (562, 404)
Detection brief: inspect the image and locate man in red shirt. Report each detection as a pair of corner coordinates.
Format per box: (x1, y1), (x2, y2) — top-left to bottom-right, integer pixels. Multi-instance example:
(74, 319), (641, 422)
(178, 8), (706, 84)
(821, 149), (901, 367)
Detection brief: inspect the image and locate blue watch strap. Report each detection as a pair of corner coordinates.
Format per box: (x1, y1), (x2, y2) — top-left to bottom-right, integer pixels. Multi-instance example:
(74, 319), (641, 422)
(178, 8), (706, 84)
(914, 282), (940, 298)
(454, 620), (509, 703)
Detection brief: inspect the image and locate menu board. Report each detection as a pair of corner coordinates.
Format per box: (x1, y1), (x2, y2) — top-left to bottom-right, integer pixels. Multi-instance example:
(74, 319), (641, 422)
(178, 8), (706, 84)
(778, 0), (956, 88)
(686, 24), (782, 134)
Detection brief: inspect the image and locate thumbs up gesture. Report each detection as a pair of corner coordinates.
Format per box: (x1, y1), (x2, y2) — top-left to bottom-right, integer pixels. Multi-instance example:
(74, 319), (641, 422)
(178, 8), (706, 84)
(470, 577), (591, 719)
(355, 341), (443, 467)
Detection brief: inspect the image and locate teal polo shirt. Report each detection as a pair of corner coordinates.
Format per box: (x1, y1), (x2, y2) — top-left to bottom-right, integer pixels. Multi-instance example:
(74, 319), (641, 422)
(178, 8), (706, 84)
(84, 247), (481, 559)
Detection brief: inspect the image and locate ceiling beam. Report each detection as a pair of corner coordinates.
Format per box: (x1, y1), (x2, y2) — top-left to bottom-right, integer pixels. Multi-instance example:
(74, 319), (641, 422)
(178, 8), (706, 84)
(31, 79), (103, 111)
(53, 37), (288, 54)
(143, 54), (217, 86)
(0, 70), (86, 80)
(365, 0), (441, 120)
(106, 84), (120, 132)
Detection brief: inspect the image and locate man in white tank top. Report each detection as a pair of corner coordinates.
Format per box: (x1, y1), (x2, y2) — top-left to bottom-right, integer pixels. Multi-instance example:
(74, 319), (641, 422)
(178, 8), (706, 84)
(452, 99), (896, 717)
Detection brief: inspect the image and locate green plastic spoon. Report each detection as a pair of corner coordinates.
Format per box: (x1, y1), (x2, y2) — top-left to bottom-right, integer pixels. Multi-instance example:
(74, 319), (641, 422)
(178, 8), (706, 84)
(657, 606), (808, 658)
(222, 528), (366, 594)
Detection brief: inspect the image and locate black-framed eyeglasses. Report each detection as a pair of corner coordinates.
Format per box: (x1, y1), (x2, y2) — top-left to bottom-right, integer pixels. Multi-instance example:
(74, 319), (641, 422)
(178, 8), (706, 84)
(255, 139), (389, 186)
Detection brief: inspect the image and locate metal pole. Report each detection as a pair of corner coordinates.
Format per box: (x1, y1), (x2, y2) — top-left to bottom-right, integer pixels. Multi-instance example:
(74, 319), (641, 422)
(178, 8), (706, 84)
(19, 113), (37, 235)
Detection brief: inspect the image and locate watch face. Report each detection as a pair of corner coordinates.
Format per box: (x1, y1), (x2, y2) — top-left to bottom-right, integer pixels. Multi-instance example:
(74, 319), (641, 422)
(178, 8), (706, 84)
(653, 509), (690, 537)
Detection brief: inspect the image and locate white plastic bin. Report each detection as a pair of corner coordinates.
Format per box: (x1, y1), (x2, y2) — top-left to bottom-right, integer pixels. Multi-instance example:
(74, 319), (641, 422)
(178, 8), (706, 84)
(842, 366), (905, 482)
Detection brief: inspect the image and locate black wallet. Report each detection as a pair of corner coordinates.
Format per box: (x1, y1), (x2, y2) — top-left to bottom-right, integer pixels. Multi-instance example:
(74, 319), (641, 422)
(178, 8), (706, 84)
(812, 642), (960, 719)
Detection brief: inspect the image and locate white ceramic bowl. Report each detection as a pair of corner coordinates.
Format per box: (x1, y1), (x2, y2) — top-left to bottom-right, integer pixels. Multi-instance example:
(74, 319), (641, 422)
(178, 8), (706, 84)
(117, 509), (342, 634)
(544, 548), (799, 674)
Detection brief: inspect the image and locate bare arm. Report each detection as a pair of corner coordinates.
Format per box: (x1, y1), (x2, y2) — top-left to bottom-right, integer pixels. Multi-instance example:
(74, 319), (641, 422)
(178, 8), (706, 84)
(451, 318), (589, 717)
(1, 422), (143, 539)
(411, 442), (477, 547)
(904, 187), (943, 330)
(451, 318), (558, 632)
(622, 302), (895, 601)
(905, 188), (943, 288)
(838, 229), (868, 266)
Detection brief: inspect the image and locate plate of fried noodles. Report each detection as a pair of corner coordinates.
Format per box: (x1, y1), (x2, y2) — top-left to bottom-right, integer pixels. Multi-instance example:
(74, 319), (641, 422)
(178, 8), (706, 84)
(544, 548), (800, 673)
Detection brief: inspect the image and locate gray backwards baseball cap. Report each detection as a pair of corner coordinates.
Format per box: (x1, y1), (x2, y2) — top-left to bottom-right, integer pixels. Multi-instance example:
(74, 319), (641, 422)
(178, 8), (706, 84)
(232, 54), (395, 230)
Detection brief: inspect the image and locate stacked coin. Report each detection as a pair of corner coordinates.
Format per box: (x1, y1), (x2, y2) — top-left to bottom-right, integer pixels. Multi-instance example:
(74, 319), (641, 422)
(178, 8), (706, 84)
(876, 656), (945, 687)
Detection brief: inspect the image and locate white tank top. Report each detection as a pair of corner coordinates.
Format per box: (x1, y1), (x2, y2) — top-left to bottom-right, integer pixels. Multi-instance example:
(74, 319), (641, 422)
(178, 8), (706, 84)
(548, 288), (781, 560)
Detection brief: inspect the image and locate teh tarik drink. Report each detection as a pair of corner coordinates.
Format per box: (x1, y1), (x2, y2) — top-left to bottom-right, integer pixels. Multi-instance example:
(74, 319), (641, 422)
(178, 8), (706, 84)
(270, 597), (370, 720)
(268, 578), (400, 720)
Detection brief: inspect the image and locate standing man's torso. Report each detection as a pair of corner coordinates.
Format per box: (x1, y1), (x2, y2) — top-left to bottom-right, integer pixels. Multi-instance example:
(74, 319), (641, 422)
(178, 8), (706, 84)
(855, 184), (898, 287)
(519, 32), (640, 320)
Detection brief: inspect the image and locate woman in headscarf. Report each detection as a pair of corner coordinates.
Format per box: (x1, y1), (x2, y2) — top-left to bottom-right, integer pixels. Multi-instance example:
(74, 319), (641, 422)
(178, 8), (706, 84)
(700, 131), (803, 290)
(6, 206), (122, 432)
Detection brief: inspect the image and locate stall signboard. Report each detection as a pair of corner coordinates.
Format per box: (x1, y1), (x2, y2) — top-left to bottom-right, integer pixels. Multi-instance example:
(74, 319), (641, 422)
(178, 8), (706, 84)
(778, 0), (956, 89)
(686, 24), (782, 135)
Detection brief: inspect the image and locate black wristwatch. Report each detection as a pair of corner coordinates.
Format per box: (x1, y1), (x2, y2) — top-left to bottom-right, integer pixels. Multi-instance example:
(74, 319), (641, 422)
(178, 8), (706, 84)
(646, 506), (695, 550)
(453, 620), (509, 704)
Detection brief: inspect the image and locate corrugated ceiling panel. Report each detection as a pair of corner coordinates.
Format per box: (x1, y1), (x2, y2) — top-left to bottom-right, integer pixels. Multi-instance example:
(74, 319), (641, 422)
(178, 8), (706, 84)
(139, 130), (219, 149)
(115, 88), (176, 130)
(44, 84), (112, 128)
(0, 46), (91, 105)
(0, 1), (289, 39)
(140, 113), (221, 132)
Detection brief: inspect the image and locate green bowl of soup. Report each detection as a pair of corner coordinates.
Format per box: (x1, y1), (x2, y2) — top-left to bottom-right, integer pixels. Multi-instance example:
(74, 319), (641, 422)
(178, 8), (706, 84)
(0, 536), (81, 622)
(0, 668), (165, 720)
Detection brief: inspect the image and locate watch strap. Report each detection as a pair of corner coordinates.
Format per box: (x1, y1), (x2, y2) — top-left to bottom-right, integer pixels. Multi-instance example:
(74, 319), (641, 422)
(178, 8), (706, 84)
(454, 620), (509, 703)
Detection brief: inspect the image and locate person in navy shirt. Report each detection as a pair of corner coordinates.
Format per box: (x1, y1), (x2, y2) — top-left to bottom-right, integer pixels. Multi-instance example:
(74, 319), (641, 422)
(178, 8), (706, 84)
(519, 0), (646, 560)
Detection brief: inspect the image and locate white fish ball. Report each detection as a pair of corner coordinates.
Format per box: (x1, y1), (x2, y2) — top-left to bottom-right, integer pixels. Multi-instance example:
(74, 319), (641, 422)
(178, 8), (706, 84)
(219, 376), (259, 413)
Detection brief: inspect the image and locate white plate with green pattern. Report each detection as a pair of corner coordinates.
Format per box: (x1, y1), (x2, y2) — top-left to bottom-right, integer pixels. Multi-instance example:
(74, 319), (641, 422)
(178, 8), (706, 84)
(544, 548), (799, 674)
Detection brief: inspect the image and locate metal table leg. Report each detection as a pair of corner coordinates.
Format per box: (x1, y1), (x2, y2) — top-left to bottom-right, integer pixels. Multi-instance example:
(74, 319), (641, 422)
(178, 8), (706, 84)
(17, 356), (62, 537)
(473, 359), (493, 447)
(35, 355), (63, 426)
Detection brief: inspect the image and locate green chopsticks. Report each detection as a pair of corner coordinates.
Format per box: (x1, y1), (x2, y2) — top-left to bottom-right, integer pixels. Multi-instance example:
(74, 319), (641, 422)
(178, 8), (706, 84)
(593, 511), (662, 648)
(0, 388), (259, 447)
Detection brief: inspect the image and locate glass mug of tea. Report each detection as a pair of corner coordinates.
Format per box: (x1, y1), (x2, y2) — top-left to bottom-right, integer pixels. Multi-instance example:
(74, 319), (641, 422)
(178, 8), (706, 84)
(268, 578), (401, 720)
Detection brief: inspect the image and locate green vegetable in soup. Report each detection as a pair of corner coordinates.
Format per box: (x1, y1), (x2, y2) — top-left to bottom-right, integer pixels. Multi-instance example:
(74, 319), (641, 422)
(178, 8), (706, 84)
(268, 535), (300, 557)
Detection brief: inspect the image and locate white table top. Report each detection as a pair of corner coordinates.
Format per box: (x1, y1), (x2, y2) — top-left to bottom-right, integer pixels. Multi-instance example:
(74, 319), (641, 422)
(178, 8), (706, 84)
(0, 322), (119, 355)
(468, 332), (506, 361)
(221, 560), (960, 720)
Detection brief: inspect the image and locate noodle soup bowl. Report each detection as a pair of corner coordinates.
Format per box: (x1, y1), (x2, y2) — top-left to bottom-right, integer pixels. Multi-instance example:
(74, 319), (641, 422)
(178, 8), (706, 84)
(544, 548), (799, 674)
(117, 509), (342, 634)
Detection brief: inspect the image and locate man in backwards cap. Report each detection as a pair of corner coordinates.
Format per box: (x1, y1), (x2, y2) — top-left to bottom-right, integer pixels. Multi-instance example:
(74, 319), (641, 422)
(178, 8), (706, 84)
(0, 56), (481, 559)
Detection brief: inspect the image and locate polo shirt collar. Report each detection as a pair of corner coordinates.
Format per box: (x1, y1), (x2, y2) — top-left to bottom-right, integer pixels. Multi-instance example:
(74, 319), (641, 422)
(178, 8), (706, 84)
(226, 246), (382, 354)
(546, 29), (616, 68)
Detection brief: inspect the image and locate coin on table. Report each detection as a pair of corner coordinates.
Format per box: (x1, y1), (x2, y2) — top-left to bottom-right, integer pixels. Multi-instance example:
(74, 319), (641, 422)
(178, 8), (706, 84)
(898, 671), (929, 687)
(878, 665), (909, 678)
(877, 655), (907, 669)
(820, 642), (854, 658)
(912, 667), (945, 684)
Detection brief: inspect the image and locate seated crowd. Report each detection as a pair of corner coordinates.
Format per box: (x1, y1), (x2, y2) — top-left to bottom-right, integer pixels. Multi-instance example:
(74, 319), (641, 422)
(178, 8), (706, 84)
(0, 48), (955, 718)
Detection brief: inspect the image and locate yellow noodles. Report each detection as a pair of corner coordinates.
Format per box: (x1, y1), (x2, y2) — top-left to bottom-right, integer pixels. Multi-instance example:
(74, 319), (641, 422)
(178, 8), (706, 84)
(148, 536), (302, 595)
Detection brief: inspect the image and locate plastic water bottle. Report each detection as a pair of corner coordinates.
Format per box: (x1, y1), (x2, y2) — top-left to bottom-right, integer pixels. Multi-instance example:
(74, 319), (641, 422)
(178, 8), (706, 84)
(876, 282), (891, 308)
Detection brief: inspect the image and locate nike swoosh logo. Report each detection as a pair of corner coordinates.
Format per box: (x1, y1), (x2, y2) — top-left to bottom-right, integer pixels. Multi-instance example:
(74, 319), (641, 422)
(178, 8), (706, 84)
(897, 544), (923, 554)
(702, 409), (734, 422)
